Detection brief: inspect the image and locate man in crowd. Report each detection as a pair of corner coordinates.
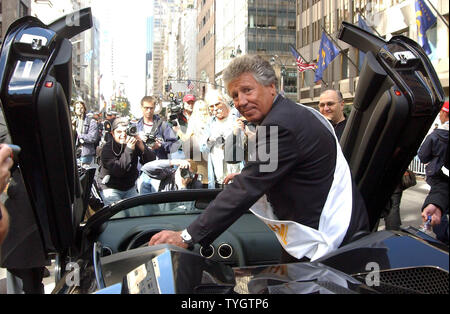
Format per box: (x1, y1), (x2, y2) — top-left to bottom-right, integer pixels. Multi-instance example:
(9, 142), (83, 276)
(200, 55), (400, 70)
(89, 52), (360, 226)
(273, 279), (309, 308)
(175, 94), (196, 132)
(136, 96), (178, 160)
(169, 94), (197, 160)
(318, 89), (347, 140)
(149, 55), (369, 263)
(140, 159), (202, 192)
(136, 96), (178, 194)
(419, 101), (449, 244)
(72, 100), (100, 167)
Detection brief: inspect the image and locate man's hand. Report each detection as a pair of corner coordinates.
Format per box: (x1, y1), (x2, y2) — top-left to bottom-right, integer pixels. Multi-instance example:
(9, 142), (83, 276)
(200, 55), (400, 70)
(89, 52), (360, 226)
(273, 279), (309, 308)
(422, 204), (442, 226)
(172, 159), (190, 169)
(135, 138), (146, 152)
(223, 173), (238, 184)
(148, 230), (189, 249)
(151, 139), (162, 150)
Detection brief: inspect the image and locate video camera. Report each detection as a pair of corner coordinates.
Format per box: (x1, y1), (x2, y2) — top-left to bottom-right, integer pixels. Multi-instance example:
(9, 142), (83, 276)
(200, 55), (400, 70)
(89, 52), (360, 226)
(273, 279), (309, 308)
(168, 93), (183, 126)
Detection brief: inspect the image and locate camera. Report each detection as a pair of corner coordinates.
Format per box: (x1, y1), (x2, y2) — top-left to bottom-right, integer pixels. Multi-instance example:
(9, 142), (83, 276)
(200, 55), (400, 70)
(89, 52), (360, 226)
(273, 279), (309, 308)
(126, 124), (138, 137)
(145, 133), (157, 145)
(180, 167), (195, 180)
(103, 120), (112, 133)
(168, 93), (183, 126)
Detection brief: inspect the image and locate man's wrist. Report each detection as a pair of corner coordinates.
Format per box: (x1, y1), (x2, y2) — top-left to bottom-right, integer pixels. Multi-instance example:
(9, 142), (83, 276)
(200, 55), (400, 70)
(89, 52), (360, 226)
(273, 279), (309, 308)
(180, 229), (194, 249)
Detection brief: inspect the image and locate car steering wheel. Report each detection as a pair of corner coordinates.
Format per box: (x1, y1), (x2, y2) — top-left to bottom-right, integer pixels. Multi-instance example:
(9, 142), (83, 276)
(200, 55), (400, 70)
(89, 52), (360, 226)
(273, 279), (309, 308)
(125, 229), (162, 250)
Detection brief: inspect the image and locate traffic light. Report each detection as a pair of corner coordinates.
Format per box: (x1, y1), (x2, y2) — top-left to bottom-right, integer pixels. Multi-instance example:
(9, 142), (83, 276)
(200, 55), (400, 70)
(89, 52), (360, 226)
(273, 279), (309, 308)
(165, 84), (169, 92)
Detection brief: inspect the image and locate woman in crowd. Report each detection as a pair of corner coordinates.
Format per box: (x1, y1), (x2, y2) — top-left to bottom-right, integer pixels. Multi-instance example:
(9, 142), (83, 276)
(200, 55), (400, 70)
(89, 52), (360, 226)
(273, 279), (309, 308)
(172, 100), (210, 186)
(97, 117), (155, 217)
(202, 89), (241, 188)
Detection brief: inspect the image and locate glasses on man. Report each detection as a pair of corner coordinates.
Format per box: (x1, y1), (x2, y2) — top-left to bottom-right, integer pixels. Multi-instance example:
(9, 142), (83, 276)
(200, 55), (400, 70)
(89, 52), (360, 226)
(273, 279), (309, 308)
(318, 102), (338, 108)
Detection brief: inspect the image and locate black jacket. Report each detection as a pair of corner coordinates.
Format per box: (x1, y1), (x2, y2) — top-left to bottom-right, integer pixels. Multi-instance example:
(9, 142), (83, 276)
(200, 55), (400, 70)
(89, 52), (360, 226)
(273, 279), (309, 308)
(187, 96), (368, 251)
(97, 139), (156, 191)
(418, 127), (448, 180)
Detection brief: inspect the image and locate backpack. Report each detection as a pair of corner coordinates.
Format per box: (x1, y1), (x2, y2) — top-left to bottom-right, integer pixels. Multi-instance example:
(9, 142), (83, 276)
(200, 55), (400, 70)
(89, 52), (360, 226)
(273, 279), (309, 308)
(85, 116), (101, 148)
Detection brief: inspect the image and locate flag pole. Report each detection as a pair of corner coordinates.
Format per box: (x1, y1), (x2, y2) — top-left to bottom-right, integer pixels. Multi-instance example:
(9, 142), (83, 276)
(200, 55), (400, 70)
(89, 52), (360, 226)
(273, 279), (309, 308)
(289, 44), (328, 87)
(321, 26), (359, 71)
(424, 0), (449, 29)
(358, 12), (382, 37)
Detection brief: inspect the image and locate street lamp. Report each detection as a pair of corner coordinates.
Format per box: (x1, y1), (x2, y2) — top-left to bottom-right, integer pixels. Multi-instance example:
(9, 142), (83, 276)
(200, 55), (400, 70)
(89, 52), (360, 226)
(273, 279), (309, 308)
(270, 55), (287, 93)
(230, 45), (243, 59)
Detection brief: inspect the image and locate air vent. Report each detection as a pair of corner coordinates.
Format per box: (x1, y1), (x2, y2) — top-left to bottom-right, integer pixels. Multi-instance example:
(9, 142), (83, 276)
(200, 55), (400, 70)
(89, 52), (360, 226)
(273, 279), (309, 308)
(218, 243), (233, 259)
(354, 266), (449, 294)
(200, 244), (215, 258)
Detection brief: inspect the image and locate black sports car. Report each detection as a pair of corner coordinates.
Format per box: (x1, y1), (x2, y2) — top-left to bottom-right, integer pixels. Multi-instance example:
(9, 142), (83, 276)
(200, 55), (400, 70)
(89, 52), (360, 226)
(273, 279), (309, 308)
(0, 9), (447, 295)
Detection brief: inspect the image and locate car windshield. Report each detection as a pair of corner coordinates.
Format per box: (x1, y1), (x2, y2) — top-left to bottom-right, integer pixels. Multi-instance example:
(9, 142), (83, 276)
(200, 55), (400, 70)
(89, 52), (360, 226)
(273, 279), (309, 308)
(109, 200), (203, 220)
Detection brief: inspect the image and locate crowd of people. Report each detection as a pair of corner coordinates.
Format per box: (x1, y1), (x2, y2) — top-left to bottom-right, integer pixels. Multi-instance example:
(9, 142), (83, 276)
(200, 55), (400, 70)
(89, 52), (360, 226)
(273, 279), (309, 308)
(71, 89), (255, 210)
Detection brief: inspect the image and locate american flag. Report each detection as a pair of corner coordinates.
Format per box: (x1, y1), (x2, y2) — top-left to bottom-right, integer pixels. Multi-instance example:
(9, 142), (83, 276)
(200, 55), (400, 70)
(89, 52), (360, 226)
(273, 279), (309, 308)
(187, 80), (195, 90)
(290, 45), (316, 72)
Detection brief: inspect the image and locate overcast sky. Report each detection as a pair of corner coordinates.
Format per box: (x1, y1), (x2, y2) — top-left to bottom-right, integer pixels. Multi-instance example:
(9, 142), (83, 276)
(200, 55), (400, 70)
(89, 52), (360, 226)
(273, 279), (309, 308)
(91, 0), (153, 117)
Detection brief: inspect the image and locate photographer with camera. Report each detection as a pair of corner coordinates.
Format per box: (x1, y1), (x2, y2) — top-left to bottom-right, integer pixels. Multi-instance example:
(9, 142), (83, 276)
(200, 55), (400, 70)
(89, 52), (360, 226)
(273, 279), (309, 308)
(169, 94), (196, 131)
(136, 96), (178, 159)
(97, 117), (156, 214)
(140, 159), (202, 192)
(136, 96), (178, 195)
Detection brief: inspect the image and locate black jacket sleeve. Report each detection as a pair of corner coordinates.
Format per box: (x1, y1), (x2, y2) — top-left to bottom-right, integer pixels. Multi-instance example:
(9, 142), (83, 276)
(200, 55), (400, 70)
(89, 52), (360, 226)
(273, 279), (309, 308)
(141, 159), (173, 180)
(422, 173), (449, 214)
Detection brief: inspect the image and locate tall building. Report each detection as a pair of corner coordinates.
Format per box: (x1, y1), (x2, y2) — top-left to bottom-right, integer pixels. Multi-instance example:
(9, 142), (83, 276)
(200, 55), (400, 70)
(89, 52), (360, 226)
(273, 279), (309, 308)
(296, 0), (449, 106)
(214, 0), (298, 100)
(145, 16), (154, 96)
(178, 5), (197, 95)
(1, 0), (31, 41)
(196, 0), (215, 98)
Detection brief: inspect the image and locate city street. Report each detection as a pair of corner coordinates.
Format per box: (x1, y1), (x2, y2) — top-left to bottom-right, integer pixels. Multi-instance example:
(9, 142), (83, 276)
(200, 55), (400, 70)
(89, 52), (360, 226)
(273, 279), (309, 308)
(0, 176), (434, 294)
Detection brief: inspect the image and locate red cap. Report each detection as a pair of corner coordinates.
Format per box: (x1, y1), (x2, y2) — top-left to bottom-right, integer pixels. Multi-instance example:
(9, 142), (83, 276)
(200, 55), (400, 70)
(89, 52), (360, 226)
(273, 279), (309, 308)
(183, 94), (196, 102)
(441, 101), (449, 113)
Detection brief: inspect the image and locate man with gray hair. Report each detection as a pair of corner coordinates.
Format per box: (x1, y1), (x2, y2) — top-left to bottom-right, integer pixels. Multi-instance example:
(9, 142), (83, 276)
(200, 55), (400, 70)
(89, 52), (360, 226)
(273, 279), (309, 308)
(149, 55), (368, 263)
(318, 89), (347, 140)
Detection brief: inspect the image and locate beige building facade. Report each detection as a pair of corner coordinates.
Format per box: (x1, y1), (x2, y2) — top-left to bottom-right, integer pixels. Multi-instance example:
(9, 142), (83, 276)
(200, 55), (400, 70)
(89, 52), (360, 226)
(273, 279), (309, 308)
(296, 0), (449, 106)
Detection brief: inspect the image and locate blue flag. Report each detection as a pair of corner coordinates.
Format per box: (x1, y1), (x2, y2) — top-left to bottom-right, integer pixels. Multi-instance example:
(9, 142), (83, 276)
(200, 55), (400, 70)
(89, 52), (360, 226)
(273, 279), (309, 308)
(314, 32), (340, 83)
(358, 15), (375, 70)
(415, 0), (437, 55)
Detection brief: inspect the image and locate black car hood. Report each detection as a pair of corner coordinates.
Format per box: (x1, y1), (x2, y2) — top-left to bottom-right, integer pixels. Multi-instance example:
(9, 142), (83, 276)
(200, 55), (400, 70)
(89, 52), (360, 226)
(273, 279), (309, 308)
(91, 228), (448, 294)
